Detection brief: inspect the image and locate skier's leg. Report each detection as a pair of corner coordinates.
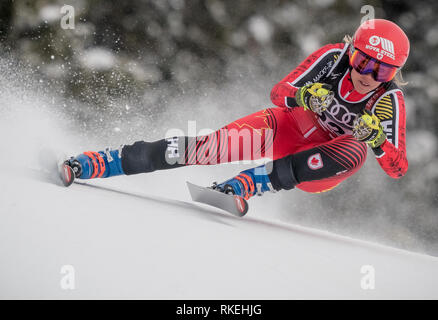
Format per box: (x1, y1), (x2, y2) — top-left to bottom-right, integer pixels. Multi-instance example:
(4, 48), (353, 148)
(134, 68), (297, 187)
(65, 147), (125, 179)
(215, 135), (368, 198)
(121, 107), (317, 174)
(65, 137), (189, 179)
(270, 135), (368, 193)
(68, 107), (300, 179)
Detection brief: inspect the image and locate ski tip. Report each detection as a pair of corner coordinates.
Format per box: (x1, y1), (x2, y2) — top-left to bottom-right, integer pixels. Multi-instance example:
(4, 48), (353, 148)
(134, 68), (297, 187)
(233, 195), (248, 217)
(59, 163), (75, 187)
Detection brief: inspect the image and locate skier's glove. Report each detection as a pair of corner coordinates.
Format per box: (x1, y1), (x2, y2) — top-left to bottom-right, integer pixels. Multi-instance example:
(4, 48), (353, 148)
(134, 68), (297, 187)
(295, 83), (334, 115)
(352, 110), (386, 148)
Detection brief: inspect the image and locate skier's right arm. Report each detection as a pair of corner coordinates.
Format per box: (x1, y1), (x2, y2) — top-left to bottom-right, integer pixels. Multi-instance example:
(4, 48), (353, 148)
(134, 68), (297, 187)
(270, 43), (345, 108)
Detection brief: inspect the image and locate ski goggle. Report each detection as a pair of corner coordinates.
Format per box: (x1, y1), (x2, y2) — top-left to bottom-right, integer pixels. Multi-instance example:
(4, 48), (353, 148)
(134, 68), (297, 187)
(349, 49), (398, 82)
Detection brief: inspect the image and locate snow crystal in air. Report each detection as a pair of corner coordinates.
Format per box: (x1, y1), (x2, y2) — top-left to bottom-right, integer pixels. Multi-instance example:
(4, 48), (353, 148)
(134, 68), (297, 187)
(426, 26), (438, 46)
(248, 16), (273, 44)
(299, 33), (321, 56)
(80, 48), (117, 71)
(39, 5), (61, 24)
(407, 130), (437, 164)
(313, 0), (336, 8)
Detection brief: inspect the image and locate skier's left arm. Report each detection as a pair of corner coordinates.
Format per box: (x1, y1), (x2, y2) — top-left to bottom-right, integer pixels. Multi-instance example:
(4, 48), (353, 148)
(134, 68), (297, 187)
(355, 90), (408, 178)
(373, 91), (408, 178)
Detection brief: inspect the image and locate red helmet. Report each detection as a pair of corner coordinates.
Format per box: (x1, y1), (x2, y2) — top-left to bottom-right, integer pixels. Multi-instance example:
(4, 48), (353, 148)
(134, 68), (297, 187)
(353, 19), (410, 67)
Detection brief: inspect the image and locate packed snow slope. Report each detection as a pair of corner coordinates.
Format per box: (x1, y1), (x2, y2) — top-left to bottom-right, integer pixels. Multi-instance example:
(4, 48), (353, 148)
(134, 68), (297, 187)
(1, 163), (438, 300)
(0, 64), (437, 299)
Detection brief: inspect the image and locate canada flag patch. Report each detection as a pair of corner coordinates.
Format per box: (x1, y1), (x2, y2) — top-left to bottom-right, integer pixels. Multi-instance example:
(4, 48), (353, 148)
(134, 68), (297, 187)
(307, 153), (324, 170)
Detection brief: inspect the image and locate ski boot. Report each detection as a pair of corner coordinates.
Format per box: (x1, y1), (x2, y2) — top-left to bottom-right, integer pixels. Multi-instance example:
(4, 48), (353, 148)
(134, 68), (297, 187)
(61, 147), (125, 186)
(212, 165), (276, 200)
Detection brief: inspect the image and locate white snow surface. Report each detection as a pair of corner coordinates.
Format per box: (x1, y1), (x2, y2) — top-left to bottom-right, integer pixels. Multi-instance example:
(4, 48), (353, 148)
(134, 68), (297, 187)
(1, 165), (438, 299)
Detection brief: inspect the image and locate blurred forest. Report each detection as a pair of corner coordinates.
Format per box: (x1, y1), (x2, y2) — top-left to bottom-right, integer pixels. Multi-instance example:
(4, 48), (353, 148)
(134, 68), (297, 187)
(0, 0), (437, 254)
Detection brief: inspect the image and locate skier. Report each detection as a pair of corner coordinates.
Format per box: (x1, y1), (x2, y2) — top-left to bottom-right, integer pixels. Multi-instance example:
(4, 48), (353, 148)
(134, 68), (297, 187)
(63, 19), (409, 202)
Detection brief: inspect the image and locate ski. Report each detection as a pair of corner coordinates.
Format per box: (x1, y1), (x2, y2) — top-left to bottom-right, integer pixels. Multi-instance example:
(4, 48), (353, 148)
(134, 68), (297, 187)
(56, 159), (248, 216)
(186, 181), (248, 217)
(58, 161), (75, 187)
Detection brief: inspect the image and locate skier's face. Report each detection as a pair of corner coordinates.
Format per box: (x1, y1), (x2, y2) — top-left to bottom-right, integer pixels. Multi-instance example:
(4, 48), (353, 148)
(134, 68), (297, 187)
(350, 68), (381, 94)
